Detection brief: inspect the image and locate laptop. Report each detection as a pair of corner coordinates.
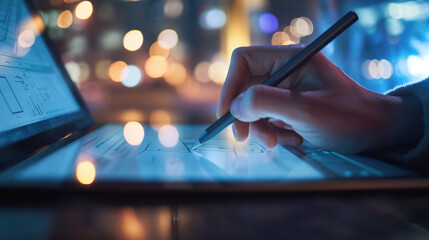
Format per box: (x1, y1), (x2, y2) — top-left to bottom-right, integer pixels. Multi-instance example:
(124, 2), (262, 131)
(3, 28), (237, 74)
(1, 0), (428, 193)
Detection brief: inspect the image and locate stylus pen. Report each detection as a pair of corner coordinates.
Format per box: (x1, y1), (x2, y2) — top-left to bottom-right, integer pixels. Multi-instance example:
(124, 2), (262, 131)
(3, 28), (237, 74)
(191, 11), (358, 150)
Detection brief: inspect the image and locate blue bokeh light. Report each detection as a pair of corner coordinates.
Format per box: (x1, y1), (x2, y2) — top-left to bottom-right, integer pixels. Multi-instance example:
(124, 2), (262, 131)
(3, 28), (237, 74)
(258, 13), (278, 33)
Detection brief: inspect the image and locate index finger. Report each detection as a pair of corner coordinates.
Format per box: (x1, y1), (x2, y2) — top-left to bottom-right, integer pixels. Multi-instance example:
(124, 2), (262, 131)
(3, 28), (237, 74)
(216, 45), (304, 118)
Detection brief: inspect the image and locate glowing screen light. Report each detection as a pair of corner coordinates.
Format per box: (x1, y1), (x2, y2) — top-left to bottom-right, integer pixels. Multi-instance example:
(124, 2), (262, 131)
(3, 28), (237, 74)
(157, 29), (178, 49)
(123, 121), (145, 145)
(57, 10), (73, 29)
(199, 8), (227, 30)
(158, 125), (179, 147)
(258, 13), (278, 33)
(121, 65), (142, 87)
(123, 30), (144, 51)
(75, 1), (93, 20)
(76, 159), (96, 185)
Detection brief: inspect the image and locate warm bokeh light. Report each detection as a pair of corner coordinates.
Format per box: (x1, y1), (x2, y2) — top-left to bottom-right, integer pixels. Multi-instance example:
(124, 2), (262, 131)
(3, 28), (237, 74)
(144, 56), (168, 78)
(108, 60), (128, 82)
(121, 65), (143, 87)
(123, 30), (144, 51)
(75, 1), (93, 20)
(271, 31), (289, 45)
(177, 78), (201, 99)
(123, 121), (145, 145)
(208, 60), (228, 84)
(121, 208), (146, 240)
(157, 29), (178, 49)
(291, 17), (313, 37)
(119, 110), (145, 123)
(149, 41), (170, 58)
(95, 59), (111, 80)
(194, 61), (211, 83)
(164, 62), (187, 86)
(17, 30), (36, 48)
(76, 160), (96, 185)
(282, 26), (300, 44)
(150, 110), (171, 130)
(57, 10), (73, 29)
(158, 125), (179, 147)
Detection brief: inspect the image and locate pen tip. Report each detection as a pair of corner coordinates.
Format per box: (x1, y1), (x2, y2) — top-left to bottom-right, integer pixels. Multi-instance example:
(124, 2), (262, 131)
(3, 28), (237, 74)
(191, 140), (201, 150)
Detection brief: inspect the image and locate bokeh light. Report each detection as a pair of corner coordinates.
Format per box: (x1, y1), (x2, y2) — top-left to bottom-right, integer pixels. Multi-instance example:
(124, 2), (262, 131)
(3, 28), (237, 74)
(158, 125), (179, 147)
(119, 110), (145, 123)
(291, 17), (313, 37)
(95, 59), (112, 80)
(194, 61), (211, 83)
(76, 159), (96, 185)
(208, 60), (228, 84)
(121, 65), (143, 87)
(75, 1), (93, 20)
(123, 121), (145, 145)
(157, 29), (178, 49)
(177, 78), (200, 99)
(271, 31), (289, 45)
(363, 59), (394, 80)
(57, 10), (73, 29)
(164, 62), (187, 86)
(65, 61), (81, 83)
(108, 61), (128, 82)
(145, 56), (168, 78)
(164, 0), (183, 18)
(199, 8), (227, 29)
(149, 41), (170, 58)
(407, 55), (429, 77)
(123, 30), (144, 51)
(150, 110), (171, 130)
(17, 30), (36, 48)
(258, 13), (278, 33)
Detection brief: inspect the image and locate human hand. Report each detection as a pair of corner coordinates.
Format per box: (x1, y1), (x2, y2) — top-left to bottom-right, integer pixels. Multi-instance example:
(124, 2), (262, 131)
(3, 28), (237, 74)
(217, 45), (422, 153)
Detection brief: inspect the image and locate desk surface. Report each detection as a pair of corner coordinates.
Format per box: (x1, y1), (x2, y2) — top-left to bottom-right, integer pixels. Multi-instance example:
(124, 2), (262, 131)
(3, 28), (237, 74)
(1, 190), (429, 240)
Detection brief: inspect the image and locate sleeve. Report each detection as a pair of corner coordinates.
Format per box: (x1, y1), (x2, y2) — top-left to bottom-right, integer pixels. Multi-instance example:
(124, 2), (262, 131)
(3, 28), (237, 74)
(381, 78), (429, 165)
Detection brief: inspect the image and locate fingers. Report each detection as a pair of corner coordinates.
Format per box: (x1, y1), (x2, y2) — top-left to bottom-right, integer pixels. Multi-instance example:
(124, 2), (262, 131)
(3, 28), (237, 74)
(217, 45), (306, 118)
(250, 120), (278, 149)
(229, 84), (308, 123)
(232, 121), (249, 141)
(250, 120), (303, 149)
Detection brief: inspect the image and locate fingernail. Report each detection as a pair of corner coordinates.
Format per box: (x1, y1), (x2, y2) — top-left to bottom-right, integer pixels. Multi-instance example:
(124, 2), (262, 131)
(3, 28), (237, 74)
(230, 94), (244, 118)
(232, 125), (238, 140)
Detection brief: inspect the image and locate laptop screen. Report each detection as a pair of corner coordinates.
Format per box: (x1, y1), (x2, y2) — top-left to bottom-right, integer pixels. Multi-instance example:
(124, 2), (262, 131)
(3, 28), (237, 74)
(0, 0), (91, 149)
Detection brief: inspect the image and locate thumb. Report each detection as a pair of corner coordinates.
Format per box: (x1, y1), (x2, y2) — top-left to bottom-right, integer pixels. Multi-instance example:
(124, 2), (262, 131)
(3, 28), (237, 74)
(229, 85), (306, 123)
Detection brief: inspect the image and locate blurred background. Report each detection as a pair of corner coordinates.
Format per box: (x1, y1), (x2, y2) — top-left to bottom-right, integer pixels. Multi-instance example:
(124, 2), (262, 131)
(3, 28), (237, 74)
(31, 0), (429, 125)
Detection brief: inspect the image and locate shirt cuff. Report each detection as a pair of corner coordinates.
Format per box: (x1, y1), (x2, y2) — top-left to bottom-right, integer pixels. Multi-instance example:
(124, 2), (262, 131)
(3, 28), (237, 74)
(382, 79), (429, 165)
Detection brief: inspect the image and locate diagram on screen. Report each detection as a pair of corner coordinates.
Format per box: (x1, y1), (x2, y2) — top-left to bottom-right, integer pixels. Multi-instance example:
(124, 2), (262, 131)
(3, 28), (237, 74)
(0, 76), (23, 114)
(0, 0), (81, 133)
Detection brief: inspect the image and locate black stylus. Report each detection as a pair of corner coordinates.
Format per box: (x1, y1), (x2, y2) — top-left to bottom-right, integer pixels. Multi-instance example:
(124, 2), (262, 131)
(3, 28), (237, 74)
(191, 11), (359, 150)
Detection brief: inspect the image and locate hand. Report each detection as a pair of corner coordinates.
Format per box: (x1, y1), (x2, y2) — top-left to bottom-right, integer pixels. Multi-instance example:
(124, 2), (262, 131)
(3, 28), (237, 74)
(217, 45), (423, 153)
